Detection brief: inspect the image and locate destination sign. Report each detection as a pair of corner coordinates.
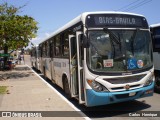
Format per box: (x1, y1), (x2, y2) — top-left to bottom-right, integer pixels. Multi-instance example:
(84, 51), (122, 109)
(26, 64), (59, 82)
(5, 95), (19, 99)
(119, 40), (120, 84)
(86, 14), (148, 28)
(96, 17), (136, 25)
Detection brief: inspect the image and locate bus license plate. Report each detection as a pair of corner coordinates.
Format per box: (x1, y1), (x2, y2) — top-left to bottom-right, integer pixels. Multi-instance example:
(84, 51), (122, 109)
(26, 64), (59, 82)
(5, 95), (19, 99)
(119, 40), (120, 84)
(129, 92), (136, 97)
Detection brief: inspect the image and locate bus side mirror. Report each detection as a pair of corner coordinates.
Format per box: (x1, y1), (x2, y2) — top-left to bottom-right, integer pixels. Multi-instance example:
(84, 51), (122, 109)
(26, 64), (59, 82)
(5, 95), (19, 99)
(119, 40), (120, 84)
(80, 34), (89, 48)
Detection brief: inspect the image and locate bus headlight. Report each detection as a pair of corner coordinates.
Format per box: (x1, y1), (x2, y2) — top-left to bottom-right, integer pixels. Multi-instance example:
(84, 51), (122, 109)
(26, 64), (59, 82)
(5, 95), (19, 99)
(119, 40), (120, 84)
(87, 79), (108, 92)
(144, 74), (154, 87)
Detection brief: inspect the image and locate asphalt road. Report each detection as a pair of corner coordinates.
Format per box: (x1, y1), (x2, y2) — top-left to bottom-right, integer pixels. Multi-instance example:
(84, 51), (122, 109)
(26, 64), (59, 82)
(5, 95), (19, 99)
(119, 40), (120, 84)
(25, 55), (160, 120)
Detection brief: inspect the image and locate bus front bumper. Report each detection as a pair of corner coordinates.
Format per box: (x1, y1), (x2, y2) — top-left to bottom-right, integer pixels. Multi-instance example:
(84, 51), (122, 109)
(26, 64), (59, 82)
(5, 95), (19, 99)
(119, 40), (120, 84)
(86, 82), (154, 107)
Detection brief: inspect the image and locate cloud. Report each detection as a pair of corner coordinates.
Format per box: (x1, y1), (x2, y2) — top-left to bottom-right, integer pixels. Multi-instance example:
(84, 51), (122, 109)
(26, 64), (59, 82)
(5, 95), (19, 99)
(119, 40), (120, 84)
(27, 32), (52, 48)
(30, 37), (42, 45)
(45, 32), (51, 37)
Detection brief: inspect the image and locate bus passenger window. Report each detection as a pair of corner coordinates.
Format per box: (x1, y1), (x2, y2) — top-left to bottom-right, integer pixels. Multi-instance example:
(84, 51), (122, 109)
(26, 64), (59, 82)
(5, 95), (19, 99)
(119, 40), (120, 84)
(55, 35), (61, 57)
(56, 47), (60, 55)
(62, 32), (69, 57)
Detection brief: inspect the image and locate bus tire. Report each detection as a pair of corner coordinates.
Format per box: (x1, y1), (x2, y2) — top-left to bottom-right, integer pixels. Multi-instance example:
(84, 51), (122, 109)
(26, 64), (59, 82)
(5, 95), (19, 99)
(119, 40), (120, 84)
(63, 77), (71, 99)
(43, 66), (47, 79)
(155, 76), (160, 93)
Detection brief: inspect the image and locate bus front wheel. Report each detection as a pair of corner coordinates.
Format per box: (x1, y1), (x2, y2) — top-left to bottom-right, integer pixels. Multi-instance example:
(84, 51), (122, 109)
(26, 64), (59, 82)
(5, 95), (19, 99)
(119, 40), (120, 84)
(63, 77), (71, 99)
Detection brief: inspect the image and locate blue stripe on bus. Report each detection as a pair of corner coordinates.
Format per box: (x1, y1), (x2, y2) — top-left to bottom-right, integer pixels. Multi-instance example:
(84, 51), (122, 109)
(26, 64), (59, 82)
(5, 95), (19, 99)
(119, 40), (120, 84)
(86, 82), (154, 107)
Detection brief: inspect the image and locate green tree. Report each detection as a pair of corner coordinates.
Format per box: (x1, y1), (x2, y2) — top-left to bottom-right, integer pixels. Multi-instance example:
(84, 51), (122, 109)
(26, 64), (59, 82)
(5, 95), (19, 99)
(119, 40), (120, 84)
(0, 3), (38, 68)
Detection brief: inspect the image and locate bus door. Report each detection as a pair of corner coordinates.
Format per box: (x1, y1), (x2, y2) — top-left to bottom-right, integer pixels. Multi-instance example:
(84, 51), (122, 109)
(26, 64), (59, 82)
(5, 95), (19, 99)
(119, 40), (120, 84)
(69, 32), (85, 104)
(69, 35), (78, 98)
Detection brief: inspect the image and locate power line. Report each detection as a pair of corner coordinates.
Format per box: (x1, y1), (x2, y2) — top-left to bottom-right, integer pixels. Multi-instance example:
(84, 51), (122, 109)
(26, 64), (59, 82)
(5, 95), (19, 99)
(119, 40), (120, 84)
(116, 0), (141, 11)
(123, 0), (152, 12)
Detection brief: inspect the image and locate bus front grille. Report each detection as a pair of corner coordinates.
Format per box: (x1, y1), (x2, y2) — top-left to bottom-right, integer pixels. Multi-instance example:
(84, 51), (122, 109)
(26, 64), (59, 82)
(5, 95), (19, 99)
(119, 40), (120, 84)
(103, 74), (146, 84)
(111, 84), (141, 91)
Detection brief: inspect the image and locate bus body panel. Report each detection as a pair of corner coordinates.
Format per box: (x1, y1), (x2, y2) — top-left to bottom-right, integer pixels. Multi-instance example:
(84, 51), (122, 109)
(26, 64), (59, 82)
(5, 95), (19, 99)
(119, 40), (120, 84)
(44, 57), (52, 80)
(83, 52), (154, 106)
(150, 25), (160, 70)
(53, 58), (70, 88)
(51, 60), (55, 81)
(94, 71), (153, 92)
(86, 82), (154, 107)
(153, 52), (160, 70)
(39, 57), (43, 73)
(150, 24), (160, 92)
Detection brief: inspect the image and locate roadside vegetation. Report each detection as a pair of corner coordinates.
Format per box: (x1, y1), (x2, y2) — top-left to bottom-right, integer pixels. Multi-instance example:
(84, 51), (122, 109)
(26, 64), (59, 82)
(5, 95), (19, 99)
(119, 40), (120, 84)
(0, 2), (38, 67)
(0, 86), (7, 94)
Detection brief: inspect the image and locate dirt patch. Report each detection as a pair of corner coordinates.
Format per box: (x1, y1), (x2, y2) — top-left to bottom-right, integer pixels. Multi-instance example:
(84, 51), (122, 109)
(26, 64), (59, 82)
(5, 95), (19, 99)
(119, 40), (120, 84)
(14, 66), (31, 71)
(0, 72), (31, 80)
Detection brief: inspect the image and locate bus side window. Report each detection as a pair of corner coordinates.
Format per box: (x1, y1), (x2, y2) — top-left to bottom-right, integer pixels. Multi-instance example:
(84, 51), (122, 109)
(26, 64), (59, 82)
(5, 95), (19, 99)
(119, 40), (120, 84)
(50, 40), (53, 58)
(62, 32), (69, 57)
(42, 44), (45, 57)
(46, 41), (50, 58)
(55, 35), (61, 57)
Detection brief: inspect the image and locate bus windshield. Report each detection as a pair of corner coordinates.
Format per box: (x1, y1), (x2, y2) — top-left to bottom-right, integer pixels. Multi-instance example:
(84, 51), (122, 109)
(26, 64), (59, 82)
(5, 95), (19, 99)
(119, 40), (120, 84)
(87, 30), (153, 73)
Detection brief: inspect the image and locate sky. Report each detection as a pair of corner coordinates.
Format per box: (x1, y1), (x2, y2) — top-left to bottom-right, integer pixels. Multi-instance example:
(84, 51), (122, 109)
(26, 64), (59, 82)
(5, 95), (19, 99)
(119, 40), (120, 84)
(0, 0), (160, 46)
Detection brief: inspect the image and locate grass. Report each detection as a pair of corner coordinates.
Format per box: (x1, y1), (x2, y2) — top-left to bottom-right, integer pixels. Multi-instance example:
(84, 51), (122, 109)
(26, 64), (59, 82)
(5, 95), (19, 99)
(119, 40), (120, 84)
(0, 86), (8, 94)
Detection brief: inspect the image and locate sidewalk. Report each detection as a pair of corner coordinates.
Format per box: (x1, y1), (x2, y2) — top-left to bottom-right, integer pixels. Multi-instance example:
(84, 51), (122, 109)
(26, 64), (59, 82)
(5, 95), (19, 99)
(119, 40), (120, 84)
(0, 65), (86, 120)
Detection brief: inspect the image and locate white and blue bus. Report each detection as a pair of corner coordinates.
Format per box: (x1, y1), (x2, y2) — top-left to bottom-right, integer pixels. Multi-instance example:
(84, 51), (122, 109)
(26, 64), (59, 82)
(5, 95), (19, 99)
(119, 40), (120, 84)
(31, 11), (154, 107)
(150, 23), (160, 92)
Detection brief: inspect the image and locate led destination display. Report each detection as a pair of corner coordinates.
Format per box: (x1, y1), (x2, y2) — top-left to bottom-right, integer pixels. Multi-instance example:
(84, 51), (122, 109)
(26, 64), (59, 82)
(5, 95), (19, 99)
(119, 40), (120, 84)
(86, 14), (148, 28)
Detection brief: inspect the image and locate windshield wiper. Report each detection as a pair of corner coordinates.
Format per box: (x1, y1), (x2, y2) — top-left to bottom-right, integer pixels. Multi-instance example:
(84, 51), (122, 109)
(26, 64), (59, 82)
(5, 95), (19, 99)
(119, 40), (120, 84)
(103, 27), (122, 59)
(131, 28), (139, 55)
(103, 27), (121, 45)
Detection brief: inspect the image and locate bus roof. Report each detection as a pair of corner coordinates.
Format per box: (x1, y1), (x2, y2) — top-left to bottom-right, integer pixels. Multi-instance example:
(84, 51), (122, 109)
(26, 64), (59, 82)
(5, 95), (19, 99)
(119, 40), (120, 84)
(39, 11), (145, 44)
(81, 11), (144, 18)
(150, 23), (160, 28)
